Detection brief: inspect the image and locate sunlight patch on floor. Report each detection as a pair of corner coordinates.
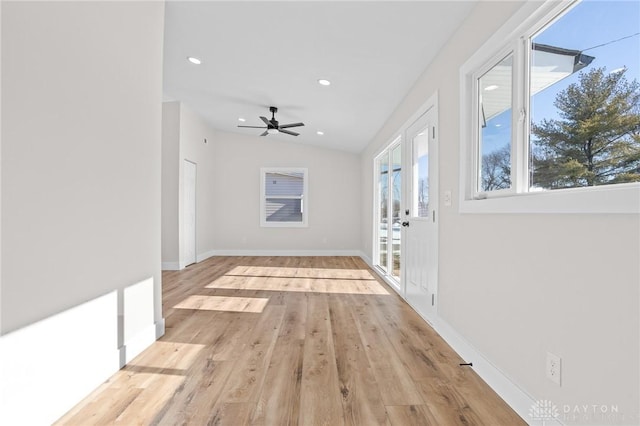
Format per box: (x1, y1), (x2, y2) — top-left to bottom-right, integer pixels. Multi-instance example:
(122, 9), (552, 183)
(227, 266), (377, 280)
(126, 341), (206, 371)
(173, 295), (270, 313)
(206, 269), (389, 295)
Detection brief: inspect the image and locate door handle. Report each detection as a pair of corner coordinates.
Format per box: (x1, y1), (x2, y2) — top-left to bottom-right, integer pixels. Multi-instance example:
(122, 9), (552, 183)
(401, 221), (410, 227)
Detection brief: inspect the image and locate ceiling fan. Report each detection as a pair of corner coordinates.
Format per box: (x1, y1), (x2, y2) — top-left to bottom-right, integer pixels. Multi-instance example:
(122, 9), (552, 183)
(238, 106), (304, 136)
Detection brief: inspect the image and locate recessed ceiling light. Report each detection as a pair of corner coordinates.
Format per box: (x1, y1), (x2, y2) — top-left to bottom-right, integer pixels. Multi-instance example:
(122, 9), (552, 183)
(317, 131), (324, 135)
(318, 79), (331, 86)
(187, 56), (202, 65)
(238, 117), (246, 122)
(484, 85), (498, 91)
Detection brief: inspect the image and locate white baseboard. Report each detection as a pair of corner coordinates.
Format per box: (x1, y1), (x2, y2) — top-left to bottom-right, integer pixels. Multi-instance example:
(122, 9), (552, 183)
(196, 249), (217, 263)
(0, 283), (164, 425)
(165, 250), (366, 270)
(430, 316), (562, 426)
(118, 319), (165, 367)
(156, 317), (166, 339)
(162, 261), (180, 270)
(360, 253), (558, 426)
(208, 249), (365, 257)
(358, 252), (373, 267)
(0, 292), (121, 425)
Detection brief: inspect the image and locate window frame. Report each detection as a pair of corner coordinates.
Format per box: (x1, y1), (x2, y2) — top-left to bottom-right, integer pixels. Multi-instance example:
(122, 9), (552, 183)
(459, 0), (640, 214)
(473, 47), (519, 197)
(373, 135), (403, 282)
(260, 167), (309, 228)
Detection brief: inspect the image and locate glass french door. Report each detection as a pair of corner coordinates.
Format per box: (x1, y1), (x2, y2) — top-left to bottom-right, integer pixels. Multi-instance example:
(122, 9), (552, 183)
(404, 105), (438, 317)
(375, 139), (402, 283)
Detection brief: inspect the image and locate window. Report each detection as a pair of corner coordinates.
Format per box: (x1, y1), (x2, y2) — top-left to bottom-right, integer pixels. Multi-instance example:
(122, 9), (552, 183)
(260, 168), (308, 227)
(461, 0), (640, 213)
(374, 137), (402, 282)
(478, 53), (514, 193)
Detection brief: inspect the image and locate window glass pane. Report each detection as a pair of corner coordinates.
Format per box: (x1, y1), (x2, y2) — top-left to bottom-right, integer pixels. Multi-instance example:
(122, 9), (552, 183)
(261, 168), (307, 226)
(413, 127), (429, 217)
(530, 0), (640, 190)
(265, 172), (304, 196)
(378, 156), (388, 269)
(479, 54), (513, 192)
(265, 198), (302, 222)
(391, 145), (402, 279)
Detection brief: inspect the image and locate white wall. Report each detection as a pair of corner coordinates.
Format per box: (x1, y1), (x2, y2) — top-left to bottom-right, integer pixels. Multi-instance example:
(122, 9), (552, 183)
(212, 130), (361, 254)
(162, 102), (217, 269)
(361, 1), (639, 424)
(162, 109), (362, 264)
(0, 2), (165, 424)
(179, 104), (217, 261)
(161, 101), (181, 267)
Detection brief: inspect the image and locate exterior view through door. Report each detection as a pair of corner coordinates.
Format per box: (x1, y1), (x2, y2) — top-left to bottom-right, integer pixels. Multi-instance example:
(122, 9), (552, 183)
(404, 105), (438, 318)
(375, 139), (402, 287)
(374, 99), (438, 320)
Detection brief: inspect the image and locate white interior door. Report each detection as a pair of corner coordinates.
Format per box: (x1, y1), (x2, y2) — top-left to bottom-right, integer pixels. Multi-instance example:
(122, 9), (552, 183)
(403, 106), (438, 318)
(183, 160), (197, 267)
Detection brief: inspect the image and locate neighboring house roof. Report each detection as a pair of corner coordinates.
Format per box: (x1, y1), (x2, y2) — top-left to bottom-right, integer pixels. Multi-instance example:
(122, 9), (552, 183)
(532, 43), (595, 73)
(268, 172), (304, 180)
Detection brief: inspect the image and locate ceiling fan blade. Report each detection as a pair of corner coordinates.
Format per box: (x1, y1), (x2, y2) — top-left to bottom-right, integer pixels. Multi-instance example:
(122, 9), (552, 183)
(260, 130), (269, 136)
(279, 129), (300, 136)
(260, 116), (271, 126)
(279, 122), (305, 129)
(238, 125), (267, 128)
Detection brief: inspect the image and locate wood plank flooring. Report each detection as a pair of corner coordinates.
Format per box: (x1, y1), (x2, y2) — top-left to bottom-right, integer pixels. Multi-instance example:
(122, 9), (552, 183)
(55, 256), (525, 425)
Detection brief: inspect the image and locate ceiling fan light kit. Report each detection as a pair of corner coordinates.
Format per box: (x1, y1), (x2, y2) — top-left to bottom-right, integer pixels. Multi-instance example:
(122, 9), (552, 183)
(237, 106), (304, 137)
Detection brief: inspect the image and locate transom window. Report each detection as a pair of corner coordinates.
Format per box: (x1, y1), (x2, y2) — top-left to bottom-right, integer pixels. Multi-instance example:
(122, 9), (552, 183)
(260, 168), (308, 227)
(461, 0), (640, 213)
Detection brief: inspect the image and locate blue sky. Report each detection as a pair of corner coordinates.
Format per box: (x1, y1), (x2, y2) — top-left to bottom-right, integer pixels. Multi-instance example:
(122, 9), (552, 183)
(482, 0), (640, 156)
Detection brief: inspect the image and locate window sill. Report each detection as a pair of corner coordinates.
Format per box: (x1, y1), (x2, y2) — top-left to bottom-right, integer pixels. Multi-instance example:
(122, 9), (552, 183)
(459, 182), (640, 214)
(260, 222), (309, 228)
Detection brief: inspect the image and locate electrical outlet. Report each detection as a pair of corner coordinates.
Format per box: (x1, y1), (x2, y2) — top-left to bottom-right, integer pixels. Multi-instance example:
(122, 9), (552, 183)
(546, 352), (562, 386)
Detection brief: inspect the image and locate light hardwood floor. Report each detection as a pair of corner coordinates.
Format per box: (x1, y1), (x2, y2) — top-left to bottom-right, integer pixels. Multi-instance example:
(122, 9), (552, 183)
(56, 256), (525, 425)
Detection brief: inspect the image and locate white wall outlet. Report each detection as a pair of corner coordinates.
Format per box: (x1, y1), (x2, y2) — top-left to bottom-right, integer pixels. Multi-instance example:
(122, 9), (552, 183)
(546, 352), (562, 386)
(443, 190), (452, 207)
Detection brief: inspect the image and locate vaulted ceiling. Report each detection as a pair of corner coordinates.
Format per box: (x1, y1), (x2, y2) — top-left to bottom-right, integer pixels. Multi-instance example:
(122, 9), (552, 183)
(163, 1), (477, 152)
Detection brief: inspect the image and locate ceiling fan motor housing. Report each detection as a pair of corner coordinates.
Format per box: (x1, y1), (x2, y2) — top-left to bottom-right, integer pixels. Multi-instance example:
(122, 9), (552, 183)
(237, 106), (304, 136)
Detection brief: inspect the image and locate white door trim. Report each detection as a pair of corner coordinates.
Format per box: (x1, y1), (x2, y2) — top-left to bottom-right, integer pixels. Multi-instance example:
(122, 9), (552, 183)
(182, 159), (197, 268)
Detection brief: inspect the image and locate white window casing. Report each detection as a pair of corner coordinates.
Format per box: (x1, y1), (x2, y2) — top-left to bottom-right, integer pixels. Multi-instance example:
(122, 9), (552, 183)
(459, 0), (640, 214)
(260, 167), (309, 227)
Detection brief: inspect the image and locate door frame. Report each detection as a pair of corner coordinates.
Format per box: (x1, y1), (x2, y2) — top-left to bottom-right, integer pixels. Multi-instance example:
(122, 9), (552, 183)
(371, 92), (439, 313)
(182, 159), (197, 268)
(372, 136), (403, 289)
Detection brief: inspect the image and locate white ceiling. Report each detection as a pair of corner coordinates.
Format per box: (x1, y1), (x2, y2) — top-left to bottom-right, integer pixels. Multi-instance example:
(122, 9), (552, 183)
(163, 1), (477, 153)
